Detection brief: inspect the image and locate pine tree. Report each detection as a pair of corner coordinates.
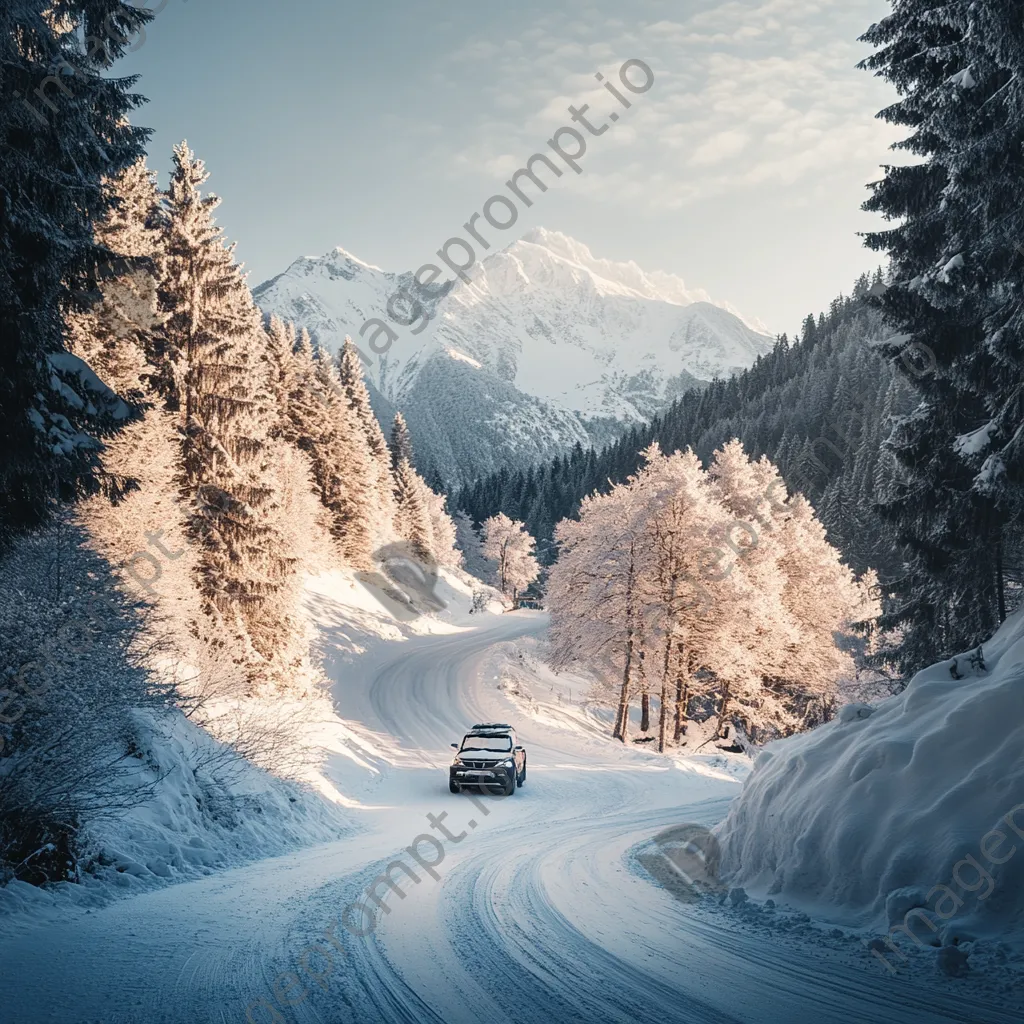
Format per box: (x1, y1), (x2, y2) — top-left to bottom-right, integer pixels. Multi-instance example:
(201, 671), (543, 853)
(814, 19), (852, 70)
(421, 485), (460, 568)
(0, 0), (151, 546)
(337, 337), (395, 532)
(860, 0), (1024, 672)
(67, 157), (166, 399)
(453, 509), (492, 578)
(389, 412), (414, 471)
(312, 350), (377, 567)
(160, 142), (294, 666)
(393, 456), (433, 561)
(264, 314), (297, 441)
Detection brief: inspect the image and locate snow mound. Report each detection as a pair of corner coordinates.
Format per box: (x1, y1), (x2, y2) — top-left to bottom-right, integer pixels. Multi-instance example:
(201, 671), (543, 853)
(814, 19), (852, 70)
(717, 609), (1024, 947)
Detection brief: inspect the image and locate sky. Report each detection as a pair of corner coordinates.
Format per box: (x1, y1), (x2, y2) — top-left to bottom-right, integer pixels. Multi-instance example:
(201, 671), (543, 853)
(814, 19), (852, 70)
(115, 0), (903, 336)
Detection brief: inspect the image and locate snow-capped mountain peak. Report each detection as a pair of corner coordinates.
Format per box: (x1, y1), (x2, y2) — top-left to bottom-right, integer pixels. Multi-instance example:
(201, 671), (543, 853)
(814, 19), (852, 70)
(254, 230), (774, 483)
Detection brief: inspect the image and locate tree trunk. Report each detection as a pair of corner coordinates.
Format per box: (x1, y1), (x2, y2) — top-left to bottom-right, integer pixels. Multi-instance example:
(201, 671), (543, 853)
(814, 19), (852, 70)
(614, 629), (634, 742)
(658, 633), (672, 753)
(672, 639), (689, 741)
(614, 542), (637, 743)
(717, 682), (731, 738)
(996, 529), (1007, 623)
(673, 679), (689, 742)
(637, 623), (650, 732)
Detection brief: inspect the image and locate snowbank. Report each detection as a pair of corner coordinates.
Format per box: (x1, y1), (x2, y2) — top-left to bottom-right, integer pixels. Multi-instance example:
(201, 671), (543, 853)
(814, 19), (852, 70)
(0, 706), (348, 925)
(0, 564), (504, 926)
(717, 609), (1024, 951)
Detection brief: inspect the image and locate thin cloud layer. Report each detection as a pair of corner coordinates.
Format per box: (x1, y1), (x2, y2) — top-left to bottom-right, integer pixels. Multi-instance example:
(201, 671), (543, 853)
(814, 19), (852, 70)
(425, 0), (901, 214)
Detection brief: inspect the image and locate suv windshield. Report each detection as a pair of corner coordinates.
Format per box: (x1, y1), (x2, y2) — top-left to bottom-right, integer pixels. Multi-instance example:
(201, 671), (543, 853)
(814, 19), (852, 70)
(460, 734), (512, 753)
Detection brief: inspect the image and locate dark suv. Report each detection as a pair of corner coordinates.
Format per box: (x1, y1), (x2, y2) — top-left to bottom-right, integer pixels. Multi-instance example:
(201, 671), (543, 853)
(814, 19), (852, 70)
(449, 723), (526, 795)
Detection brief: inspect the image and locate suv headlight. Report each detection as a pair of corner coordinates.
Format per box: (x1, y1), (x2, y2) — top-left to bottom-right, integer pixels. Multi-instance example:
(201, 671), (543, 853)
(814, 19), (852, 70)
(452, 756), (463, 765)
(501, 759), (514, 768)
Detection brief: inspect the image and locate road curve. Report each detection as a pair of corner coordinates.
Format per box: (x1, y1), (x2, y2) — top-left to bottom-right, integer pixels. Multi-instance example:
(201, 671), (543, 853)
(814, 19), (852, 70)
(0, 611), (1016, 1024)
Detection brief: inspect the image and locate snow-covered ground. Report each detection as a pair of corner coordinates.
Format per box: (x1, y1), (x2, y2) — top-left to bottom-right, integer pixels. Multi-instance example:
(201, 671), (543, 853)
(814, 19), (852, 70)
(1, 574), (1021, 1023)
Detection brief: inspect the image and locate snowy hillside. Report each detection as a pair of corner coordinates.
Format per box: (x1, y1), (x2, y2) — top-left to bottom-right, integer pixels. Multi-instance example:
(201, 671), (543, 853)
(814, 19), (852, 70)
(717, 610), (1024, 969)
(254, 229), (773, 483)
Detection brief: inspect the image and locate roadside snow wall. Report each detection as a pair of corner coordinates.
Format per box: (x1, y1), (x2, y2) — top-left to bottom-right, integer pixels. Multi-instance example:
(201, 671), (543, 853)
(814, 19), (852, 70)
(717, 608), (1024, 947)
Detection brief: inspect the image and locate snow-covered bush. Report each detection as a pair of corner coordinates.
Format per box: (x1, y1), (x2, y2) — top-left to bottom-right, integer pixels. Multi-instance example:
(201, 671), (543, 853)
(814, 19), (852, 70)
(0, 520), (179, 884)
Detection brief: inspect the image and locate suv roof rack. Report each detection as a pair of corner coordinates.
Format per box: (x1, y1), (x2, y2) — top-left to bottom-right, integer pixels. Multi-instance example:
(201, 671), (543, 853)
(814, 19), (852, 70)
(470, 722), (512, 730)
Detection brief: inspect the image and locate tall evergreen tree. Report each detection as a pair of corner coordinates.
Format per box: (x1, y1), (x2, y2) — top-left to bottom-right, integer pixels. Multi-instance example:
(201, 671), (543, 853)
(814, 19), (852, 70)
(393, 455), (433, 560)
(389, 412), (414, 471)
(160, 142), (294, 663)
(67, 157), (166, 399)
(860, 0), (1024, 671)
(337, 337), (395, 526)
(0, 0), (151, 546)
(264, 314), (298, 441)
(313, 350), (377, 567)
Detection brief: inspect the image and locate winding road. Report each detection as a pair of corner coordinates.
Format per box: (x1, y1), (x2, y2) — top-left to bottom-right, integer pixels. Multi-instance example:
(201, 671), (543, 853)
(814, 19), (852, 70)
(0, 611), (1016, 1024)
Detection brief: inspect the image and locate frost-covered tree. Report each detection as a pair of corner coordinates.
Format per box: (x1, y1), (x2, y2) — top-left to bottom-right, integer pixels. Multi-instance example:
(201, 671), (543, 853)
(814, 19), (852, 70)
(393, 455), (434, 561)
(0, 0), (151, 546)
(774, 494), (879, 720)
(860, 0), (1024, 672)
(160, 142), (295, 666)
(336, 337), (395, 534)
(546, 439), (877, 746)
(452, 510), (493, 579)
(66, 158), (166, 400)
(264, 315), (297, 441)
(422, 485), (460, 568)
(707, 441), (799, 735)
(481, 513), (540, 601)
(312, 350), (377, 567)
(548, 479), (649, 742)
(389, 412), (414, 471)
(633, 445), (759, 751)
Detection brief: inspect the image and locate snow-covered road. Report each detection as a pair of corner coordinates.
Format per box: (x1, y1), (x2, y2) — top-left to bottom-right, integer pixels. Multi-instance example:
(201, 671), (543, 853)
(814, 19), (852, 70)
(0, 611), (1016, 1024)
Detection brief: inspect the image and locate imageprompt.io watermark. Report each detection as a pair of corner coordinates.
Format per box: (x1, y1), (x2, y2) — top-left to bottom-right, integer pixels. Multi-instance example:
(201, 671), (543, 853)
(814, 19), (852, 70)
(359, 58), (656, 356)
(358, 541), (446, 622)
(637, 822), (724, 904)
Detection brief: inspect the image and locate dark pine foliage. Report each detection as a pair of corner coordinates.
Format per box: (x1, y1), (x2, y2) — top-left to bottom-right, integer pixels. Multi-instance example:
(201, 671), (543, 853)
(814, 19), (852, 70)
(860, 0), (1024, 673)
(0, 0), (151, 549)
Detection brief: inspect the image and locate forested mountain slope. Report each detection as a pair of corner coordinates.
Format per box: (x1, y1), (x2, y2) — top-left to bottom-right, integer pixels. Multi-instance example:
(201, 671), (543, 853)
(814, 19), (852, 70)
(456, 275), (915, 583)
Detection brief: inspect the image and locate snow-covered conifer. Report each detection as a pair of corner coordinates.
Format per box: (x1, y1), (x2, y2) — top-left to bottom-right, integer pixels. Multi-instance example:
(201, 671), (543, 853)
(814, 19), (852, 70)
(389, 412), (414, 471)
(861, 0), (1024, 670)
(337, 337), (396, 534)
(0, 0), (151, 545)
(312, 351), (377, 568)
(67, 158), (166, 399)
(264, 315), (297, 440)
(393, 456), (434, 561)
(161, 142), (295, 668)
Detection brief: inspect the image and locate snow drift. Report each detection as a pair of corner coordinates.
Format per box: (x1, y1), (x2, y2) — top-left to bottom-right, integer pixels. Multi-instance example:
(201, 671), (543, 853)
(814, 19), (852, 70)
(717, 609), (1024, 949)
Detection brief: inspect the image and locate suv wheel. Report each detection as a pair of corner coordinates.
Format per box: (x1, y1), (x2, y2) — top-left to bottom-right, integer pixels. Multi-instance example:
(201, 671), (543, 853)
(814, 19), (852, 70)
(504, 775), (516, 797)
(449, 780), (460, 794)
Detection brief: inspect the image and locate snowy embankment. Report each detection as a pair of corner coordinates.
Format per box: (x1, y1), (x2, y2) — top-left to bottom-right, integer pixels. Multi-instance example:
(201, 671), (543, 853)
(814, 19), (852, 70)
(0, 564), (503, 925)
(718, 609), (1024, 956)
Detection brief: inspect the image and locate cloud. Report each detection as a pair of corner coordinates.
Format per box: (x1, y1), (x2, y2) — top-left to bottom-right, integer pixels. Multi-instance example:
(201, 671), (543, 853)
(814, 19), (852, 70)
(418, 0), (900, 214)
(689, 129), (750, 166)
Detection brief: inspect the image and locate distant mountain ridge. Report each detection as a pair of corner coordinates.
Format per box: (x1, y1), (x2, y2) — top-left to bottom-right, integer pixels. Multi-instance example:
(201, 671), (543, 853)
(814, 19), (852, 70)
(253, 229), (773, 484)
